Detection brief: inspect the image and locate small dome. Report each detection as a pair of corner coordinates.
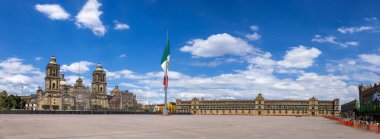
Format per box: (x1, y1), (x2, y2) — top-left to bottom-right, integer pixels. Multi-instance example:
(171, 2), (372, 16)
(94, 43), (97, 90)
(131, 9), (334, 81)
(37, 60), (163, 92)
(60, 80), (68, 86)
(75, 77), (84, 87)
(255, 93), (264, 101)
(36, 86), (43, 92)
(110, 86), (121, 96)
(113, 86), (121, 92)
(309, 96), (317, 101)
(76, 77), (83, 82)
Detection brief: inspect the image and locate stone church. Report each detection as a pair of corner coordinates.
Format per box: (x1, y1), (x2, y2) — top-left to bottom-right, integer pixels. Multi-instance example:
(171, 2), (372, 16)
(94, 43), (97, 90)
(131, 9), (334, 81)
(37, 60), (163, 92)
(36, 56), (138, 110)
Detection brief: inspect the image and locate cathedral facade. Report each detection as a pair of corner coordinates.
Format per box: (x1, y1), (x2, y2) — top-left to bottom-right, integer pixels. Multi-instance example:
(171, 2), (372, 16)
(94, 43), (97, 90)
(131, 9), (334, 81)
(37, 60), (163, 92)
(36, 56), (138, 110)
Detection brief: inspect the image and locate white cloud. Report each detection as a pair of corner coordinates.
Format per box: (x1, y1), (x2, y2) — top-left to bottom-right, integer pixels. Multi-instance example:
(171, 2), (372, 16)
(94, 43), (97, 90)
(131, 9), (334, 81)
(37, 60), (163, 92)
(326, 53), (380, 84)
(190, 58), (241, 67)
(105, 69), (121, 79)
(104, 43), (354, 104)
(114, 21), (130, 30)
(0, 74), (33, 85)
(338, 26), (373, 34)
(359, 54), (380, 66)
(250, 25), (259, 31)
(119, 54), (127, 58)
(105, 69), (143, 80)
(115, 65), (356, 104)
(0, 57), (44, 95)
(120, 82), (139, 88)
(277, 45), (321, 68)
(61, 61), (95, 74)
(246, 52), (276, 67)
(365, 17), (378, 21)
(311, 35), (359, 48)
(180, 33), (255, 57)
(0, 57), (38, 74)
(245, 32), (261, 41)
(35, 4), (70, 20)
(34, 57), (43, 61)
(64, 75), (91, 87)
(345, 41), (359, 46)
(145, 71), (190, 80)
(75, 0), (106, 36)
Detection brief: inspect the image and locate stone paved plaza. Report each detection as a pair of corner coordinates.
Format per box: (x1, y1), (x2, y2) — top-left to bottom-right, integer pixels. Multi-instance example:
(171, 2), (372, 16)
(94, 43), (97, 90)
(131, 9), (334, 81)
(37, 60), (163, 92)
(0, 115), (379, 139)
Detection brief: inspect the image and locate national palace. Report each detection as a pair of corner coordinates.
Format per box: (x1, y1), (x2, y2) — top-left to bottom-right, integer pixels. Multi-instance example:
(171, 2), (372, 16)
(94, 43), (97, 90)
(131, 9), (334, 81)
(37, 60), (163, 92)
(176, 93), (339, 117)
(26, 56), (138, 110)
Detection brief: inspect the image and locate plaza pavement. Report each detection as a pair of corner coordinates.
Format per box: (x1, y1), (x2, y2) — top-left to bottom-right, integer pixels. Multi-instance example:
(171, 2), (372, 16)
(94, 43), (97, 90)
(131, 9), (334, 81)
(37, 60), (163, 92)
(0, 114), (378, 139)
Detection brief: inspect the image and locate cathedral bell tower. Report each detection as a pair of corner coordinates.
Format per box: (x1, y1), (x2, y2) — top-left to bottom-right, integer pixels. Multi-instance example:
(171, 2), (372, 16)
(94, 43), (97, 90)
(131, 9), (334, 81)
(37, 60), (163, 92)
(45, 55), (61, 94)
(92, 63), (107, 95)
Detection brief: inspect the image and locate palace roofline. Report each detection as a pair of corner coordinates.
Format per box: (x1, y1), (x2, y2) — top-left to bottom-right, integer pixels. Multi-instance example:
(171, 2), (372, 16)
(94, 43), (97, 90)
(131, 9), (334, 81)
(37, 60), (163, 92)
(177, 97), (339, 102)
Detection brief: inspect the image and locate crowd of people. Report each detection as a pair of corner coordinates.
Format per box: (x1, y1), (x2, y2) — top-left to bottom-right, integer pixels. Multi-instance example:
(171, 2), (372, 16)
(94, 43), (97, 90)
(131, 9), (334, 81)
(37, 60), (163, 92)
(326, 113), (380, 133)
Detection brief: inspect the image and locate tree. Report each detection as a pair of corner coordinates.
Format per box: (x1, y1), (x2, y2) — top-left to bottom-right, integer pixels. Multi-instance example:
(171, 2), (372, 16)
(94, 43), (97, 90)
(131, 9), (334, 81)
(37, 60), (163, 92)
(0, 92), (27, 110)
(42, 105), (50, 110)
(0, 90), (8, 110)
(5, 95), (26, 110)
(92, 105), (103, 110)
(52, 105), (59, 110)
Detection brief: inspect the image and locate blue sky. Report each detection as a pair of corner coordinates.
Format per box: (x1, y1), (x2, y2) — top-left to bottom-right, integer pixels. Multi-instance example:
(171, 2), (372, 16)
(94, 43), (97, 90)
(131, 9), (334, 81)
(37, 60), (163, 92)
(0, 0), (379, 104)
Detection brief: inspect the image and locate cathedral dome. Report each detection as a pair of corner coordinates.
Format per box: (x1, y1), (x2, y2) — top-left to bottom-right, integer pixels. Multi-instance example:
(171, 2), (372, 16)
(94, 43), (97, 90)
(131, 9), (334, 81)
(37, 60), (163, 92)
(111, 86), (121, 96)
(36, 86), (43, 93)
(75, 77), (84, 87)
(60, 80), (68, 86)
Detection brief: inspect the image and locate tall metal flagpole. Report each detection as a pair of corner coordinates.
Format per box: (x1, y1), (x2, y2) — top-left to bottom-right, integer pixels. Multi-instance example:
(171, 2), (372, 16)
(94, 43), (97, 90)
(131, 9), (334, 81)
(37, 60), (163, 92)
(163, 31), (169, 115)
(163, 64), (168, 115)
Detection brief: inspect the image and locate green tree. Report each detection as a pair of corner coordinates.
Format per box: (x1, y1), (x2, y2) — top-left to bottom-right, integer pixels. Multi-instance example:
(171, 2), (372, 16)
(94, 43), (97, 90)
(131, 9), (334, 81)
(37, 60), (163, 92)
(0, 90), (8, 110)
(42, 105), (50, 110)
(0, 93), (27, 110)
(92, 105), (103, 110)
(5, 95), (26, 110)
(52, 105), (59, 110)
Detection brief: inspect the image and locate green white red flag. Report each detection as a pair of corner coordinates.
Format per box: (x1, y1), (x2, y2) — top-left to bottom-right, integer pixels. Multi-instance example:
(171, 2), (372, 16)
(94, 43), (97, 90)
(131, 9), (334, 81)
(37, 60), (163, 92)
(161, 37), (170, 87)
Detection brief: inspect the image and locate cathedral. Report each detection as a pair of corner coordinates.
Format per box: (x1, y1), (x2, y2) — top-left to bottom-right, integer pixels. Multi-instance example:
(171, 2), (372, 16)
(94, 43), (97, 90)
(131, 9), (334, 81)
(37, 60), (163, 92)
(36, 56), (138, 110)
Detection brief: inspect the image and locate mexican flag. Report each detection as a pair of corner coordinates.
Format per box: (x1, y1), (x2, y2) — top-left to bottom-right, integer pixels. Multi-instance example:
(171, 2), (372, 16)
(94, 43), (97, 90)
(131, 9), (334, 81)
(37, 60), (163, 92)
(161, 37), (170, 87)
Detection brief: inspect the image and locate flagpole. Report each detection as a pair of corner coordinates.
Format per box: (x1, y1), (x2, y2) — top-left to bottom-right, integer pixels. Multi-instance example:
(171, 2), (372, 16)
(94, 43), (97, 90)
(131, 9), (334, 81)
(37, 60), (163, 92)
(163, 65), (168, 115)
(163, 30), (169, 116)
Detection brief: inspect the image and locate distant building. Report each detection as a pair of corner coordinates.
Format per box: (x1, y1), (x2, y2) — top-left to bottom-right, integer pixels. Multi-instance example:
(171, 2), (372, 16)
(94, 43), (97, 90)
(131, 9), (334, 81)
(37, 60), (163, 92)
(109, 86), (138, 110)
(33, 56), (138, 110)
(155, 103), (176, 113)
(20, 94), (38, 110)
(90, 63), (109, 109)
(340, 99), (359, 115)
(142, 103), (176, 113)
(358, 83), (380, 113)
(143, 104), (157, 112)
(176, 93), (339, 117)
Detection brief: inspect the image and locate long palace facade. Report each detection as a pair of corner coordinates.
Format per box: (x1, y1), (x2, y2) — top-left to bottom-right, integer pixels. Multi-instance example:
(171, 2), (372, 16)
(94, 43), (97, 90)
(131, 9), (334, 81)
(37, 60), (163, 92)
(176, 94), (339, 117)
